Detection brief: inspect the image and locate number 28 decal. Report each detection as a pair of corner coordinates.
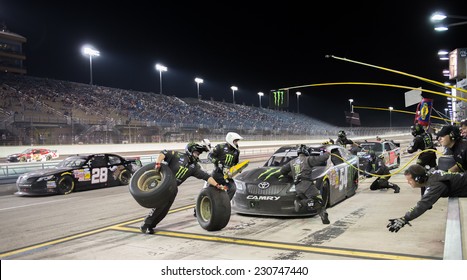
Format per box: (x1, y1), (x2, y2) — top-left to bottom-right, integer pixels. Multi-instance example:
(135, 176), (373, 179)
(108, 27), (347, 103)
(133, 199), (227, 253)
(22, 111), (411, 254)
(91, 167), (108, 184)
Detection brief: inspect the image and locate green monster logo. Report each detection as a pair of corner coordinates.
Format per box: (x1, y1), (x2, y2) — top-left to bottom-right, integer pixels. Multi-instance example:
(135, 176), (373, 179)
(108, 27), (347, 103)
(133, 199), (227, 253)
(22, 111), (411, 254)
(258, 167), (282, 180)
(225, 154), (234, 166)
(273, 90), (285, 107)
(175, 166), (189, 179)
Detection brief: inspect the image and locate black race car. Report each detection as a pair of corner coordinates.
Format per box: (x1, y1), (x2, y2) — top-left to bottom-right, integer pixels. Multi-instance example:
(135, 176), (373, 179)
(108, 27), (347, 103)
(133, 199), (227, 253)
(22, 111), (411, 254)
(15, 153), (142, 196)
(356, 140), (401, 177)
(232, 144), (359, 217)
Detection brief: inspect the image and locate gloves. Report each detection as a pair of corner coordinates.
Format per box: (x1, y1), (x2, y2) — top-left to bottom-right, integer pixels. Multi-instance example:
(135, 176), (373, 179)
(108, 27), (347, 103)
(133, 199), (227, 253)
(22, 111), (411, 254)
(387, 217), (411, 233)
(223, 167), (233, 178)
(154, 162), (161, 172)
(215, 184), (227, 191)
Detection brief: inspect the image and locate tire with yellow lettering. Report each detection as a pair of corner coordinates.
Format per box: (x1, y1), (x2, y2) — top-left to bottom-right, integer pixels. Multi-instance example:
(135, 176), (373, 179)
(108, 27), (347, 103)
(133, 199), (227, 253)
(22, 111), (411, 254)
(129, 163), (177, 208)
(196, 186), (231, 231)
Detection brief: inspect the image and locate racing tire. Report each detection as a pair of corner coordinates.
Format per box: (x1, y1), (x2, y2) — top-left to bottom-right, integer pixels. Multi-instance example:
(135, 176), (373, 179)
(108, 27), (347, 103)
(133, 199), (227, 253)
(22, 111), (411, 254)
(118, 169), (131, 185)
(196, 186), (231, 231)
(20, 156), (26, 162)
(129, 163), (177, 209)
(57, 175), (75, 195)
(46, 155), (52, 161)
(320, 179), (331, 208)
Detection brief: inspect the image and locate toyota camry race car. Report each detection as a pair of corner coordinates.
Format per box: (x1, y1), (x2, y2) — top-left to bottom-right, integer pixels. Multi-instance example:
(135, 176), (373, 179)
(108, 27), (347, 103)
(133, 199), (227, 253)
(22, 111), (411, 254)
(6, 148), (59, 162)
(232, 144), (359, 216)
(15, 153), (142, 196)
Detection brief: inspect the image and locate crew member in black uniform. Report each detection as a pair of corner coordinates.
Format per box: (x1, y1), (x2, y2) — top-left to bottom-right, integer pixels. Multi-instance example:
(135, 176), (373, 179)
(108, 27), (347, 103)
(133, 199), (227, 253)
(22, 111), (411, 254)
(387, 164), (467, 232)
(140, 141), (226, 234)
(406, 123), (437, 195)
(436, 125), (467, 173)
(208, 132), (243, 201)
(280, 144), (331, 224)
(368, 152), (400, 193)
(336, 130), (354, 147)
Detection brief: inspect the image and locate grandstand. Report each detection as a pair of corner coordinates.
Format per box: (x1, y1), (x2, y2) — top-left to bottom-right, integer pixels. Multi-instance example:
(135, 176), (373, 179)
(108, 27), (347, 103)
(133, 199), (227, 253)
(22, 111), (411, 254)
(0, 74), (402, 146)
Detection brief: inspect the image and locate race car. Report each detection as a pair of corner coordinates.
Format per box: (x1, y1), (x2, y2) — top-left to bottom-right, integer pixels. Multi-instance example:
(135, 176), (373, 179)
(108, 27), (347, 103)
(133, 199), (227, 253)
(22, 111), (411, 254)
(6, 148), (59, 162)
(357, 140), (400, 175)
(232, 144), (359, 217)
(15, 153), (142, 196)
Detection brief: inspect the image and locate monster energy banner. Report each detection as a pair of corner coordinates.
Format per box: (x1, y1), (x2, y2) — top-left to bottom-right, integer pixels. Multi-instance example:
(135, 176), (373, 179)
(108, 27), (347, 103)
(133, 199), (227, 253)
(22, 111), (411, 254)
(269, 89), (289, 108)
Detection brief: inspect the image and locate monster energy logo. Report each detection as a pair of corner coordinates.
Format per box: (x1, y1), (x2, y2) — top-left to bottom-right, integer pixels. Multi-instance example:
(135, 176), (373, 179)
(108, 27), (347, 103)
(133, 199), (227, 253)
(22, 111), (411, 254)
(258, 168), (281, 180)
(225, 154), (234, 166)
(175, 166), (189, 179)
(273, 90), (285, 107)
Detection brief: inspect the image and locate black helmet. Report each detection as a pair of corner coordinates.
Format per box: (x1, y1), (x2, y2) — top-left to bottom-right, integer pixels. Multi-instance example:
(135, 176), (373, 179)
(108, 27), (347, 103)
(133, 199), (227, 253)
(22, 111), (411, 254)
(338, 130), (346, 138)
(185, 142), (205, 162)
(411, 123), (424, 136)
(297, 144), (310, 156)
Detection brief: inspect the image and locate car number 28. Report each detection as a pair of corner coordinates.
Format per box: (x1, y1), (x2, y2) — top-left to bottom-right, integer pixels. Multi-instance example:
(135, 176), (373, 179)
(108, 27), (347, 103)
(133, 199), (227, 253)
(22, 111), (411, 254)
(92, 167), (108, 184)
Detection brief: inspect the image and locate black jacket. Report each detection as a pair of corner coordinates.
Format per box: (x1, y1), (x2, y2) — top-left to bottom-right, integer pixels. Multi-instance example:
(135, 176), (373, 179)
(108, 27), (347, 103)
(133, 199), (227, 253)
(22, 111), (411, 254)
(404, 171), (467, 221)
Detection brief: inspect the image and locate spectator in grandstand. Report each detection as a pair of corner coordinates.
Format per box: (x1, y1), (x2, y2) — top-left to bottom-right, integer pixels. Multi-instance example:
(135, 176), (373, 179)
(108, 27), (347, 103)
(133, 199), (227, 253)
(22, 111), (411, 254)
(367, 152), (400, 193)
(387, 164), (467, 233)
(406, 123), (437, 196)
(140, 140), (226, 234)
(436, 125), (467, 173)
(280, 144), (331, 224)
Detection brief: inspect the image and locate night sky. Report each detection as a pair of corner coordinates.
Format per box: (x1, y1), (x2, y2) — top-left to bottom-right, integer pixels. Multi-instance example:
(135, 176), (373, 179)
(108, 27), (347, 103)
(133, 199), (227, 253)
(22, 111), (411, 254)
(2, 1), (467, 127)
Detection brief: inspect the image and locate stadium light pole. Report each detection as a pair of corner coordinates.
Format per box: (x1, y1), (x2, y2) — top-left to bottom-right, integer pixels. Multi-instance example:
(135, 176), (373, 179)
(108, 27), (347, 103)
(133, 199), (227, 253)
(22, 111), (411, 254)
(195, 77), (203, 99)
(81, 45), (100, 85)
(155, 64), (167, 94)
(258, 92), (264, 108)
(348, 99), (354, 127)
(389, 106), (394, 129)
(296, 91), (301, 114)
(230, 86), (238, 104)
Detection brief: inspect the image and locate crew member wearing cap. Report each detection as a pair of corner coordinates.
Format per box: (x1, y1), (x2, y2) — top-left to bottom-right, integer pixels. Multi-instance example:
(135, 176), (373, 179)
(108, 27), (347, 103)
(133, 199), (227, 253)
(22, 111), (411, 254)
(436, 125), (467, 173)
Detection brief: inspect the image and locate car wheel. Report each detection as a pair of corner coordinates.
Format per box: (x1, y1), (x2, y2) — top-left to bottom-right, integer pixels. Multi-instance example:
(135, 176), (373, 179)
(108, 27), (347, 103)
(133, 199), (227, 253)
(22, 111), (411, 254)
(46, 155), (52, 161)
(129, 163), (177, 208)
(20, 156), (26, 162)
(320, 179), (331, 208)
(196, 186), (231, 231)
(118, 169), (131, 185)
(57, 175), (75, 195)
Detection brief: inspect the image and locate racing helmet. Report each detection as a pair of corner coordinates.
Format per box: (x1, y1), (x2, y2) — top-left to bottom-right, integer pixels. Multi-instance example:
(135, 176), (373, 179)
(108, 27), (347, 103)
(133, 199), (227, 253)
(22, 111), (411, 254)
(200, 139), (212, 152)
(338, 130), (346, 138)
(226, 132), (243, 150)
(297, 144), (310, 156)
(411, 123), (424, 136)
(185, 142), (205, 162)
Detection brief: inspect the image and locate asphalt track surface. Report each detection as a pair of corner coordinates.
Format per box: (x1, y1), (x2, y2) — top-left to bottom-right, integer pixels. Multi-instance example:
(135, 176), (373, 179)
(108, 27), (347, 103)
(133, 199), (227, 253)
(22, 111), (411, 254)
(0, 136), (450, 260)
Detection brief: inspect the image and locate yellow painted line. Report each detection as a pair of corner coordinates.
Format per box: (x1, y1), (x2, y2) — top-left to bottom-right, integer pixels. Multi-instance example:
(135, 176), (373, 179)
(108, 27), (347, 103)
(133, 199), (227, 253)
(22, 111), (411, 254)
(1, 203), (438, 260)
(112, 227), (434, 260)
(0, 205), (195, 259)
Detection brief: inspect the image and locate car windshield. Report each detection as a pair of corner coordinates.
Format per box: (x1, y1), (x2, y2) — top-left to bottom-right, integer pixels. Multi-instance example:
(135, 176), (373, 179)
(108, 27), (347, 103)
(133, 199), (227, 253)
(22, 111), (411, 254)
(57, 158), (87, 168)
(264, 151), (297, 167)
(360, 143), (382, 152)
(20, 148), (33, 154)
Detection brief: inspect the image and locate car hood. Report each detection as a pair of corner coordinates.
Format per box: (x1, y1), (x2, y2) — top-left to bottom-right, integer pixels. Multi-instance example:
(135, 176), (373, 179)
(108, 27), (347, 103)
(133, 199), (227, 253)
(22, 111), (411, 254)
(235, 166), (326, 183)
(22, 167), (76, 178)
